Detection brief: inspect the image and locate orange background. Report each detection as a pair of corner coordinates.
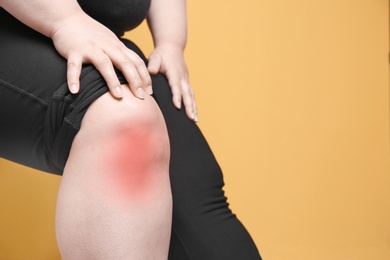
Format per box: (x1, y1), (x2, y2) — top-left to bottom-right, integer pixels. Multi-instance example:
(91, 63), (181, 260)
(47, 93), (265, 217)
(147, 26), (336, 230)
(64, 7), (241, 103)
(1, 0), (389, 259)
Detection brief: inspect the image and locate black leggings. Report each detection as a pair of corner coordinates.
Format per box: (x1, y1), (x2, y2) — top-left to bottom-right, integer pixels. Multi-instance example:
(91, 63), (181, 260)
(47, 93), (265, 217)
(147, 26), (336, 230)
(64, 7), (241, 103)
(0, 12), (261, 260)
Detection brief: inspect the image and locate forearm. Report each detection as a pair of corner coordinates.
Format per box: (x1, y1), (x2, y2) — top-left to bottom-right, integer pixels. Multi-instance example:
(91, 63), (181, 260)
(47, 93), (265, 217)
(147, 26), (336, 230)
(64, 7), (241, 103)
(147, 0), (187, 50)
(0, 0), (84, 37)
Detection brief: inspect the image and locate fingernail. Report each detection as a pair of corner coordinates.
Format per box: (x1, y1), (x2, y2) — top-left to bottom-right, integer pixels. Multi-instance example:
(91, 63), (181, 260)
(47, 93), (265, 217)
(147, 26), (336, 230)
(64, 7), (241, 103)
(115, 86), (123, 98)
(70, 84), (78, 94)
(193, 113), (198, 123)
(176, 101), (182, 109)
(146, 85), (153, 95)
(137, 88), (145, 99)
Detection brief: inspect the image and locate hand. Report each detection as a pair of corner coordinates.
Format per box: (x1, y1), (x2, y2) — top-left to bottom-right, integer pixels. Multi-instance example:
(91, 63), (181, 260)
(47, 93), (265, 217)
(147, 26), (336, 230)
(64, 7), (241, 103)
(148, 44), (198, 122)
(51, 11), (152, 99)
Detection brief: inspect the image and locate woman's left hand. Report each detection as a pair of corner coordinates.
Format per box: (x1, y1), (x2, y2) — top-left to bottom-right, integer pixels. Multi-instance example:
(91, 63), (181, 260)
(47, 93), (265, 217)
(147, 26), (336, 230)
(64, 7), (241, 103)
(148, 44), (198, 122)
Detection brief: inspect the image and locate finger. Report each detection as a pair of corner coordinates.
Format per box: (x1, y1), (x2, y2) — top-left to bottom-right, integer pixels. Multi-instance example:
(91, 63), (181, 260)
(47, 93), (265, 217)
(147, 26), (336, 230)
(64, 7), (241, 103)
(109, 47), (149, 99)
(193, 100), (199, 123)
(181, 81), (197, 122)
(166, 70), (182, 109)
(122, 47), (153, 95)
(67, 53), (83, 94)
(89, 50), (123, 99)
(148, 54), (162, 75)
(192, 91), (198, 122)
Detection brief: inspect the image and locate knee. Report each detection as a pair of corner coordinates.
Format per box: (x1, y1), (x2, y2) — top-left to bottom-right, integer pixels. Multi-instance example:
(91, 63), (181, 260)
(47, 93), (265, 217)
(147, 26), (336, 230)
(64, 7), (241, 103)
(79, 86), (169, 156)
(65, 86), (170, 201)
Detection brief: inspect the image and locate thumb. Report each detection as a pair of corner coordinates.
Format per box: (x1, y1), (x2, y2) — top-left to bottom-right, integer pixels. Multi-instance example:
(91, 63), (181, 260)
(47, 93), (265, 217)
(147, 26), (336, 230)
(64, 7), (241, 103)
(148, 54), (162, 75)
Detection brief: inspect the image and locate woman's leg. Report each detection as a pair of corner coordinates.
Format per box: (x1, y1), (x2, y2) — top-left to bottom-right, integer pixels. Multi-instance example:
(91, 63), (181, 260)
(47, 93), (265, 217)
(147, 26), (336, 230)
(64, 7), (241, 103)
(151, 74), (262, 260)
(0, 14), (172, 258)
(55, 86), (172, 259)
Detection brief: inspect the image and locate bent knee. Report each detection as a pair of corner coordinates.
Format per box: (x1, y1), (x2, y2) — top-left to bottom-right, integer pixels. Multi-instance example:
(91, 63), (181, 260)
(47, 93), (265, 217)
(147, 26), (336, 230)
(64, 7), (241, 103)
(65, 86), (170, 201)
(78, 85), (169, 152)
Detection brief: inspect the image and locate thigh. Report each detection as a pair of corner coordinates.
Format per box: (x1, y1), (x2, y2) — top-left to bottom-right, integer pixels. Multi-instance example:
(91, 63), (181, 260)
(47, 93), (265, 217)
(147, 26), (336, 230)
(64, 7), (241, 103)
(151, 74), (262, 260)
(0, 10), (138, 174)
(0, 11), (66, 173)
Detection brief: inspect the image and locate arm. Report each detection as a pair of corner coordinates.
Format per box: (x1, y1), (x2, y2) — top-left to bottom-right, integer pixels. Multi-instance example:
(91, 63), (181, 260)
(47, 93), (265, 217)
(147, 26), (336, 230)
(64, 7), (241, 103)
(147, 0), (198, 122)
(147, 0), (187, 50)
(0, 0), (152, 99)
(0, 0), (82, 37)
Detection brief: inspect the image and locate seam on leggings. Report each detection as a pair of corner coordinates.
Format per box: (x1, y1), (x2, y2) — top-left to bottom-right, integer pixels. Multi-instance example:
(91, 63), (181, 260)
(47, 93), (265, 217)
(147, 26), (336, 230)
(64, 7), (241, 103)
(0, 78), (48, 106)
(172, 227), (194, 260)
(63, 117), (78, 130)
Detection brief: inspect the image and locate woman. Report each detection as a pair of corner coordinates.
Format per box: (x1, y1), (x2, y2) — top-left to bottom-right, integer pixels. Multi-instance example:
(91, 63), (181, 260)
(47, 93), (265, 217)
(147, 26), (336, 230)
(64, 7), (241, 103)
(0, 0), (261, 259)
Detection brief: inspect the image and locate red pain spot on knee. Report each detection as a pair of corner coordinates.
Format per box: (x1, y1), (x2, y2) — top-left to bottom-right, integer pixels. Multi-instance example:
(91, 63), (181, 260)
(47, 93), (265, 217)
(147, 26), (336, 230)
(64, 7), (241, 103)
(98, 126), (164, 202)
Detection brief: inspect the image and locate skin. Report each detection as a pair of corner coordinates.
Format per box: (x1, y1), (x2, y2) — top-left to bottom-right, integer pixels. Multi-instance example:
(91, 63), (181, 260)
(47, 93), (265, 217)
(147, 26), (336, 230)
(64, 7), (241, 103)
(148, 0), (198, 121)
(55, 88), (173, 259)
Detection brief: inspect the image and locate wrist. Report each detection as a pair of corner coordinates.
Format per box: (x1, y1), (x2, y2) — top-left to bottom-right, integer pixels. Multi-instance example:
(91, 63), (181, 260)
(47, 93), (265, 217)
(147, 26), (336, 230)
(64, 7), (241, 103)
(49, 8), (86, 38)
(154, 41), (186, 53)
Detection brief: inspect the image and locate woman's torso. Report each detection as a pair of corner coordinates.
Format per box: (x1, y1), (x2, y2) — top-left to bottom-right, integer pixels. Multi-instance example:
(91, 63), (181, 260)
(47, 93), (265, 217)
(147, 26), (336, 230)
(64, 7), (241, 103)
(77, 0), (151, 36)
(0, 0), (152, 36)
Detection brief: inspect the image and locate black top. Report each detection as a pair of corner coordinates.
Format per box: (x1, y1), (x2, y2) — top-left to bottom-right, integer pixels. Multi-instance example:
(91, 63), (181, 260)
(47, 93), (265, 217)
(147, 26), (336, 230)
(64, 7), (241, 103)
(78, 0), (152, 36)
(0, 0), (151, 37)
